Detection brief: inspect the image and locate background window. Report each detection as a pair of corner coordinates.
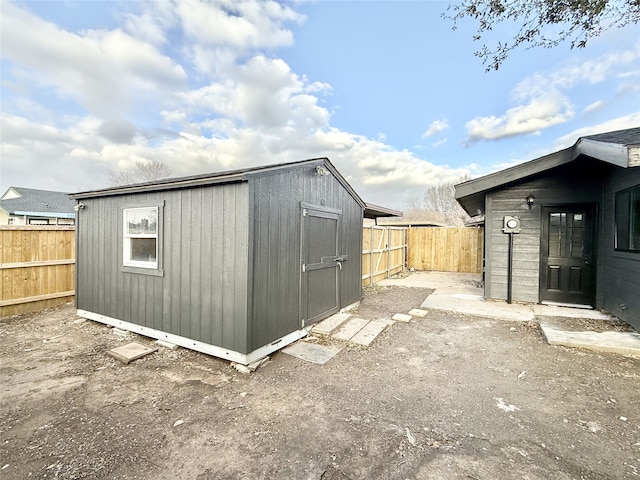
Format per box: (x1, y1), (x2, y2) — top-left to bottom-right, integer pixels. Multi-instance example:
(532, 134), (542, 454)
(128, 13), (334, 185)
(615, 185), (640, 252)
(123, 207), (158, 268)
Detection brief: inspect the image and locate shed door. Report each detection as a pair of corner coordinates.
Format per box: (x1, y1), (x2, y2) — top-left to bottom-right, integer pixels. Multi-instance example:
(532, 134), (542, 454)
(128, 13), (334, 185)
(540, 205), (596, 307)
(301, 205), (341, 326)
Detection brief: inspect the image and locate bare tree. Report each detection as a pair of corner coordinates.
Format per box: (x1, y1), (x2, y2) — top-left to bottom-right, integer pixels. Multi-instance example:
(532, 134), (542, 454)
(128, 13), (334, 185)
(403, 177), (471, 226)
(107, 160), (172, 187)
(444, 0), (640, 71)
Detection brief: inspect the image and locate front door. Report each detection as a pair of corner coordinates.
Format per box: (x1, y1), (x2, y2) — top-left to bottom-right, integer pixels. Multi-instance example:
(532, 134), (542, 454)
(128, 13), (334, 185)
(301, 205), (341, 326)
(540, 205), (596, 307)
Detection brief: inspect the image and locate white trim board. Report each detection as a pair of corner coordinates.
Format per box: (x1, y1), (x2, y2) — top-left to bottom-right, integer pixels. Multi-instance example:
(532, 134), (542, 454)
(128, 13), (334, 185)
(77, 309), (311, 365)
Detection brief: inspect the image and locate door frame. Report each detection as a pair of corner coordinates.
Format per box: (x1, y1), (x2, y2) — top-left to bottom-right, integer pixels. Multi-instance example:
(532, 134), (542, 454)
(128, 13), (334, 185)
(539, 203), (597, 307)
(299, 202), (342, 327)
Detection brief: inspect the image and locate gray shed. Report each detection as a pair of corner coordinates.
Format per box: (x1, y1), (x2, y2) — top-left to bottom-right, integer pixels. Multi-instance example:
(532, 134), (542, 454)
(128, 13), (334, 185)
(71, 158), (365, 364)
(455, 128), (640, 330)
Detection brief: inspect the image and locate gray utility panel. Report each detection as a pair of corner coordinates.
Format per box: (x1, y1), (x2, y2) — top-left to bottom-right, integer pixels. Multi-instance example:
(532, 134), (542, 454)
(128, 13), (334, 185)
(71, 158), (365, 364)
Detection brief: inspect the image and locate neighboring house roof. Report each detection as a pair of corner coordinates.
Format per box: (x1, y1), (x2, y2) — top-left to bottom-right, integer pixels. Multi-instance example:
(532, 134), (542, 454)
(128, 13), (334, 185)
(0, 187), (76, 219)
(455, 127), (640, 216)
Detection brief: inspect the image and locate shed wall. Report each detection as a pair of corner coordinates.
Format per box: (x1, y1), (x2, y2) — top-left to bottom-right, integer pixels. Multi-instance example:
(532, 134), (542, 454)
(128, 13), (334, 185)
(484, 162), (607, 304)
(601, 167), (640, 329)
(76, 183), (250, 353)
(248, 165), (363, 350)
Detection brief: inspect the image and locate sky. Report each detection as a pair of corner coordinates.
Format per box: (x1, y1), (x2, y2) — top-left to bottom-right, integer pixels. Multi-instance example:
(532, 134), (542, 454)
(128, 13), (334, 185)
(1, 0), (639, 210)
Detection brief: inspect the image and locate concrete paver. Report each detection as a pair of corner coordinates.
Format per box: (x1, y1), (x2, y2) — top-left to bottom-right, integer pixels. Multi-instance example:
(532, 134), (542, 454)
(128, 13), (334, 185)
(282, 341), (343, 365)
(332, 317), (370, 341)
(408, 308), (428, 317)
(107, 342), (156, 364)
(391, 313), (412, 322)
(540, 324), (640, 357)
(350, 320), (388, 346)
(312, 312), (351, 335)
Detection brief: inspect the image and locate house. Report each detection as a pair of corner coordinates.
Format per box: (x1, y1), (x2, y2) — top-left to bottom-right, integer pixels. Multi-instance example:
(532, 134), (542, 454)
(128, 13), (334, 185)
(0, 187), (76, 225)
(455, 127), (640, 330)
(71, 158), (384, 364)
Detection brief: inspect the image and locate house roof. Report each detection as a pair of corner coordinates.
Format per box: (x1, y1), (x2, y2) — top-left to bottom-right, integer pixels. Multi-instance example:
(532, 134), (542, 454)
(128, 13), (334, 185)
(455, 127), (640, 216)
(72, 158), (386, 213)
(0, 187), (76, 218)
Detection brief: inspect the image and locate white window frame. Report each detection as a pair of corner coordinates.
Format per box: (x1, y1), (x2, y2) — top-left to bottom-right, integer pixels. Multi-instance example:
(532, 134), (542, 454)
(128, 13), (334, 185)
(122, 205), (162, 272)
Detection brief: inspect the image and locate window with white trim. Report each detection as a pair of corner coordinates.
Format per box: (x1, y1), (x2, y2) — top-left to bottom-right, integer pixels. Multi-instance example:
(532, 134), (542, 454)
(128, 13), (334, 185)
(123, 207), (159, 268)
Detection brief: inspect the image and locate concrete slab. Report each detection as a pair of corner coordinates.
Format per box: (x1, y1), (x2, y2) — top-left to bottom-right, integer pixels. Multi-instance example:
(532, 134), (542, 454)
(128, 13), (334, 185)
(421, 295), (534, 322)
(408, 308), (428, 318)
(312, 312), (351, 335)
(107, 342), (156, 364)
(391, 313), (412, 322)
(350, 320), (388, 346)
(332, 318), (369, 341)
(282, 341), (343, 365)
(155, 339), (179, 350)
(533, 304), (615, 321)
(540, 324), (640, 357)
(376, 318), (396, 326)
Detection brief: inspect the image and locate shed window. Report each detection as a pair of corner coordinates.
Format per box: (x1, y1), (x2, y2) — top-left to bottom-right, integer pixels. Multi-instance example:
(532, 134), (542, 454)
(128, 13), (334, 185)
(615, 185), (640, 252)
(123, 207), (159, 268)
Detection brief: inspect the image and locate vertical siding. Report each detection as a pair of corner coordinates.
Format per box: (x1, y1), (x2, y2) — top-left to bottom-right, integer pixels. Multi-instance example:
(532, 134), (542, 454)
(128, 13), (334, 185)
(601, 168), (640, 329)
(248, 163), (363, 351)
(75, 183), (250, 353)
(485, 162), (606, 304)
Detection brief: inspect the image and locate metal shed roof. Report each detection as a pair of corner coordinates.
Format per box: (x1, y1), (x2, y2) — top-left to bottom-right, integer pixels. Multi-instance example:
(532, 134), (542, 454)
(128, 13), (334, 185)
(455, 127), (640, 216)
(71, 157), (367, 208)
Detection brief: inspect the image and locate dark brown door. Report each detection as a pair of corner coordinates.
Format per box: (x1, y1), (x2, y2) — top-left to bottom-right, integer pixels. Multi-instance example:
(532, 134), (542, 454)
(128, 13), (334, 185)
(540, 205), (596, 306)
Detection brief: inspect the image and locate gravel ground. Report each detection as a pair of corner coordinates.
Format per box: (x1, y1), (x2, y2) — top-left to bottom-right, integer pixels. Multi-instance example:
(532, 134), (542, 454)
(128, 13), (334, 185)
(1, 284), (639, 480)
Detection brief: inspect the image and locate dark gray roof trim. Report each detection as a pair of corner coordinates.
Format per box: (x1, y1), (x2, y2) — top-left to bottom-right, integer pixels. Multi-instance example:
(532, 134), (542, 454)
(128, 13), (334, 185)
(455, 127), (640, 215)
(364, 203), (402, 219)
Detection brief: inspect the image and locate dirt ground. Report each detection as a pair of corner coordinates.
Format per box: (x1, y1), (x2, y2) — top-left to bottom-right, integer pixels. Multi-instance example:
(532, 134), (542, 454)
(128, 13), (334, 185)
(1, 284), (639, 480)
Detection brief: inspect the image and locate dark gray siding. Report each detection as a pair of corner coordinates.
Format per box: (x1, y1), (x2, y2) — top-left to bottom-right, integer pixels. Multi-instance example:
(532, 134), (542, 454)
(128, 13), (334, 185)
(76, 183), (250, 353)
(248, 164), (363, 350)
(601, 167), (640, 329)
(484, 162), (606, 303)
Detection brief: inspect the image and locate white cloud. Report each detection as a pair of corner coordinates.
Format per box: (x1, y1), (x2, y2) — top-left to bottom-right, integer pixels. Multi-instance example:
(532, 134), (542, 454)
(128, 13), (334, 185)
(0, 2), (187, 117)
(466, 42), (640, 143)
(553, 112), (640, 149)
(422, 119), (449, 138)
(583, 100), (605, 114)
(465, 95), (575, 143)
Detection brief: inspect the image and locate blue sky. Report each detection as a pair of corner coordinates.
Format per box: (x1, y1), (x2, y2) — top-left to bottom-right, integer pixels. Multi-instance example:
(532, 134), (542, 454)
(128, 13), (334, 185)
(1, 0), (639, 209)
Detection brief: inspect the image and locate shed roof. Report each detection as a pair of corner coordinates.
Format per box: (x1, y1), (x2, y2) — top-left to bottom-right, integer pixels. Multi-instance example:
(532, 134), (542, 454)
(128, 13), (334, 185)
(363, 203), (403, 219)
(71, 157), (376, 211)
(0, 187), (76, 218)
(455, 127), (640, 215)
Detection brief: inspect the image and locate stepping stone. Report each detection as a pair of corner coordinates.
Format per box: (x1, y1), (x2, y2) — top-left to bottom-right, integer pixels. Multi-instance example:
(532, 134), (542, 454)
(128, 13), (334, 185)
(408, 308), (428, 317)
(350, 320), (388, 346)
(312, 312), (351, 335)
(283, 341), (343, 365)
(332, 318), (369, 341)
(392, 313), (412, 322)
(376, 318), (395, 326)
(540, 324), (640, 357)
(107, 342), (156, 364)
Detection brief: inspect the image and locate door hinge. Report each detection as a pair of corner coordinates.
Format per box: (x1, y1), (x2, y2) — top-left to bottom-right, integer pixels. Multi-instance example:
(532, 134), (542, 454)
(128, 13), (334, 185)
(302, 263), (306, 273)
(302, 208), (308, 217)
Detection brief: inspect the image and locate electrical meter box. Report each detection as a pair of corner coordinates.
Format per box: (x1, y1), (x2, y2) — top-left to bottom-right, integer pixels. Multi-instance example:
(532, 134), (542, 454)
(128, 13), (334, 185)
(503, 215), (521, 233)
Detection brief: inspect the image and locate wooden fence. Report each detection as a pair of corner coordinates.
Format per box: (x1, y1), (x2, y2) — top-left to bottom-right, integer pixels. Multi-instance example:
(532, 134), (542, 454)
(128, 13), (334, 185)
(0, 226), (75, 317)
(362, 226), (406, 286)
(407, 227), (483, 273)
